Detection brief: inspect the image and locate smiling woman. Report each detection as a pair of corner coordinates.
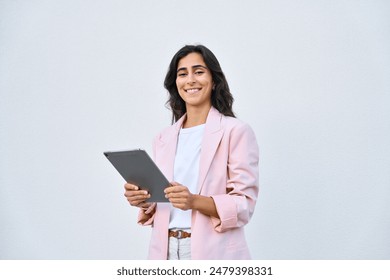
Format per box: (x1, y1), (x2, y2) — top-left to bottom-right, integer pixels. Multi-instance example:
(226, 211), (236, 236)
(176, 53), (214, 127)
(164, 45), (236, 124)
(123, 45), (259, 260)
(176, 54), (212, 110)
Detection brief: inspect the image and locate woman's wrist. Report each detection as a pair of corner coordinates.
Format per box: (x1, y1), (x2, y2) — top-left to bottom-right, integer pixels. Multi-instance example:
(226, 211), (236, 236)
(140, 202), (156, 214)
(191, 194), (201, 211)
(192, 194), (219, 218)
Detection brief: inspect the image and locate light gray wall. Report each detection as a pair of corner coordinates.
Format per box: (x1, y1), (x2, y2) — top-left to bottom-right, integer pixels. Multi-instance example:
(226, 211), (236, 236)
(1, 0), (389, 259)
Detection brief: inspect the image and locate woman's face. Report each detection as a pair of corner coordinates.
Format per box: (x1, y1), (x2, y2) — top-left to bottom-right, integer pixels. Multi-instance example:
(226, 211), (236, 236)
(176, 52), (213, 112)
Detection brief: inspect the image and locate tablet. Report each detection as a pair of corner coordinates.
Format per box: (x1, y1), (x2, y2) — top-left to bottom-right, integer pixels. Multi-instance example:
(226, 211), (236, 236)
(104, 149), (169, 202)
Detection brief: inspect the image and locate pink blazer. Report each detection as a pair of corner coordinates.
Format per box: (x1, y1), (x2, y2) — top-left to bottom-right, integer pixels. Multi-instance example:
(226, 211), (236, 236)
(138, 107), (259, 259)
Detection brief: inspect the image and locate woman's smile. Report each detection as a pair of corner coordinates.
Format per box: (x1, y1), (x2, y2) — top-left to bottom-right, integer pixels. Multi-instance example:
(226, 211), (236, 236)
(185, 88), (201, 94)
(176, 52), (213, 111)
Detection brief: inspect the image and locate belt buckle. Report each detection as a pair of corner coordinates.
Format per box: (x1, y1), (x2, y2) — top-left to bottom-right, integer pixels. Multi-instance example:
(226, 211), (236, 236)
(177, 230), (183, 239)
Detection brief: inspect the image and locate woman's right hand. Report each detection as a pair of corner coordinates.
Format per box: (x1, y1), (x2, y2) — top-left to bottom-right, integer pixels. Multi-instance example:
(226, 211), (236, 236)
(124, 183), (151, 208)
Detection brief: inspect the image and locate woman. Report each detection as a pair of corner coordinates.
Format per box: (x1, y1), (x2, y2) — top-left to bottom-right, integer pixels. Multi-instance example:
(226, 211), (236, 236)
(124, 45), (259, 260)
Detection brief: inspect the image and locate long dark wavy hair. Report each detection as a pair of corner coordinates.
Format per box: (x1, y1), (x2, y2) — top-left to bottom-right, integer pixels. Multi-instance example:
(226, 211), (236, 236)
(164, 45), (236, 123)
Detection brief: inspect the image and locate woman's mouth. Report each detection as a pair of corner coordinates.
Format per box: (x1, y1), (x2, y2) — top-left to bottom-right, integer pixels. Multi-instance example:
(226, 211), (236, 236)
(185, 88), (201, 94)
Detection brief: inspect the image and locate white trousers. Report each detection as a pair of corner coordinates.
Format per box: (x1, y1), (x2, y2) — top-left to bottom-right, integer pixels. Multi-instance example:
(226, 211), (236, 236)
(167, 229), (191, 260)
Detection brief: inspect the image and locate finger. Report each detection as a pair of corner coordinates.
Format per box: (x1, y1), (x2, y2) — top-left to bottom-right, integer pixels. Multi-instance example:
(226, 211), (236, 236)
(164, 182), (180, 193)
(138, 202), (156, 213)
(124, 189), (148, 196)
(138, 202), (152, 208)
(128, 199), (144, 207)
(126, 194), (150, 203)
(165, 189), (190, 199)
(126, 191), (150, 206)
(167, 195), (187, 205)
(165, 185), (186, 194)
(165, 181), (182, 191)
(126, 191), (150, 200)
(127, 195), (150, 206)
(171, 202), (189, 211)
(124, 183), (139, 191)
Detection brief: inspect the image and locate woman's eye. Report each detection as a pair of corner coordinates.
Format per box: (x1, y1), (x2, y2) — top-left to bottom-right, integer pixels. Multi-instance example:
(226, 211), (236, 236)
(178, 73), (187, 77)
(195, 71), (204, 75)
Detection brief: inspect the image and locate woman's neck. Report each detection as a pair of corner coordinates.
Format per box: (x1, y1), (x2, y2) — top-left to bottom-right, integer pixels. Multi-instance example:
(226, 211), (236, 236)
(183, 105), (211, 128)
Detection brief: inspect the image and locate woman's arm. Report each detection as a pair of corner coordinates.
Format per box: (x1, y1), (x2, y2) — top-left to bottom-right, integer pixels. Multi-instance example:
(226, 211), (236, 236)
(124, 183), (156, 225)
(164, 183), (219, 218)
(164, 123), (259, 229)
(209, 122), (259, 232)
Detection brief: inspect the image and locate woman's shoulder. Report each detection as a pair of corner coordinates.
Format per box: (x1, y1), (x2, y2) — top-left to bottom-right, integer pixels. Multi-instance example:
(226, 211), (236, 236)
(153, 122), (177, 142)
(209, 107), (251, 130)
(221, 115), (259, 150)
(222, 114), (254, 133)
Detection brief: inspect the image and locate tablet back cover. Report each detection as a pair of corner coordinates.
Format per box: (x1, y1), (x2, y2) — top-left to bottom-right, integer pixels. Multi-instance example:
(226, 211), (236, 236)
(104, 149), (169, 202)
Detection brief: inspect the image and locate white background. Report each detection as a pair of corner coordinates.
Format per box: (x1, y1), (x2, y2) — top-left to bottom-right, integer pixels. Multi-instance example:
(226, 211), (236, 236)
(0, 0), (389, 259)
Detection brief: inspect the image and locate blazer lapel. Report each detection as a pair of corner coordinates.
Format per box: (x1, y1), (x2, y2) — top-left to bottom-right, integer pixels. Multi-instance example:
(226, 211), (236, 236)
(154, 114), (186, 181)
(197, 107), (224, 193)
(155, 108), (224, 194)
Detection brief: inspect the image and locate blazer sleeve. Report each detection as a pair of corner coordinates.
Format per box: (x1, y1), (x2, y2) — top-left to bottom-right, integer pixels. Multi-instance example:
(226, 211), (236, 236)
(210, 123), (259, 232)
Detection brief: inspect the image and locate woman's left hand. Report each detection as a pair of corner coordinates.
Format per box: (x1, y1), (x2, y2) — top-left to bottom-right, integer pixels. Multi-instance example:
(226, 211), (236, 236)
(164, 182), (194, 211)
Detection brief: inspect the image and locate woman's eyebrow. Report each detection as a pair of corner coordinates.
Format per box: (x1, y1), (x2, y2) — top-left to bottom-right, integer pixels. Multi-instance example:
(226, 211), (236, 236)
(177, 65), (208, 73)
(192, 65), (208, 69)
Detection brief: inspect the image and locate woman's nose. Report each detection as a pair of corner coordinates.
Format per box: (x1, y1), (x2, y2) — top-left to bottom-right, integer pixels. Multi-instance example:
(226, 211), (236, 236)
(186, 73), (196, 84)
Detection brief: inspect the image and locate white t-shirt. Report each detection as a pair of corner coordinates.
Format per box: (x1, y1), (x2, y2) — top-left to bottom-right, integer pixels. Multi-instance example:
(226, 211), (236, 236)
(168, 124), (205, 229)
